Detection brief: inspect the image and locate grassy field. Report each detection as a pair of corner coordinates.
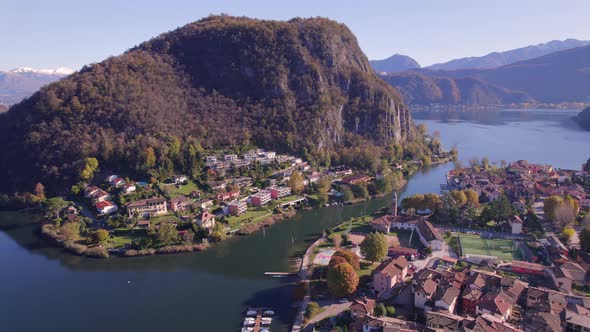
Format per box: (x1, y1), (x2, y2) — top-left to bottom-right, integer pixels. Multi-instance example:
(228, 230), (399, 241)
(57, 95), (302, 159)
(107, 235), (141, 248)
(459, 233), (520, 261)
(225, 208), (272, 228)
(160, 180), (201, 198)
(275, 194), (301, 204)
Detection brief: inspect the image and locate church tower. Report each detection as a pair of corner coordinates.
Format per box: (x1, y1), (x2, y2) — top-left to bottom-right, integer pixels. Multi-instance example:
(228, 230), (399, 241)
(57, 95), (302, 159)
(392, 192), (398, 217)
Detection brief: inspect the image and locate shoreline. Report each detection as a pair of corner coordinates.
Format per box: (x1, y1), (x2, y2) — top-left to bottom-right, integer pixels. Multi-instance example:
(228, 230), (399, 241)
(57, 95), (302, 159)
(9, 159), (453, 259)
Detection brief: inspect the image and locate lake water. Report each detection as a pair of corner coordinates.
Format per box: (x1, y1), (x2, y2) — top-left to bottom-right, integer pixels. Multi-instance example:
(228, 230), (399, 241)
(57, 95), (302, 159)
(0, 109), (588, 332)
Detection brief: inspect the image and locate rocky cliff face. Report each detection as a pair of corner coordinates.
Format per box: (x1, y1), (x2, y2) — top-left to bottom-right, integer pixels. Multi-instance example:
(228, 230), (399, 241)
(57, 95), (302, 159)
(0, 16), (415, 191)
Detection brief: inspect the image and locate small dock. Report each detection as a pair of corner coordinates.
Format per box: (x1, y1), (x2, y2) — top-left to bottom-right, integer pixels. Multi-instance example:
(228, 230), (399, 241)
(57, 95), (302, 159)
(242, 307), (273, 332)
(264, 272), (297, 277)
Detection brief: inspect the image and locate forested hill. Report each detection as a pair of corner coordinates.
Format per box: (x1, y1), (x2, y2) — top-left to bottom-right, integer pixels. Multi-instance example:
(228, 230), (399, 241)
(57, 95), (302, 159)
(0, 15), (418, 193)
(380, 72), (534, 106)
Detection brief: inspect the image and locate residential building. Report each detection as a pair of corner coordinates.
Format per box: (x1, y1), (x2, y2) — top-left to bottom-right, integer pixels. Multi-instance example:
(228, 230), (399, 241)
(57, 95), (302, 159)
(270, 186), (291, 199)
(173, 174), (188, 184)
(96, 201), (118, 215)
(196, 211), (215, 229)
(113, 178), (125, 187)
(206, 156), (217, 163)
(462, 287), (483, 316)
(196, 199), (214, 210)
(425, 311), (464, 331)
(511, 260), (546, 276)
(415, 278), (437, 309)
(350, 298), (375, 320)
(565, 306), (590, 332)
(126, 198), (168, 218)
(224, 154), (238, 162)
(251, 190), (271, 207)
(476, 291), (513, 321)
(170, 196), (190, 212)
(372, 256), (408, 296)
(91, 189), (111, 203)
(434, 285), (460, 313)
(84, 186), (100, 198)
(228, 200), (247, 216)
(121, 183), (136, 194)
(216, 190), (240, 202)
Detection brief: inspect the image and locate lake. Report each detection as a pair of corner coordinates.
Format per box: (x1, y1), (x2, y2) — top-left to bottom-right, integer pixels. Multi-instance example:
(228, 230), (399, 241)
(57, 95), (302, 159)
(0, 109), (588, 331)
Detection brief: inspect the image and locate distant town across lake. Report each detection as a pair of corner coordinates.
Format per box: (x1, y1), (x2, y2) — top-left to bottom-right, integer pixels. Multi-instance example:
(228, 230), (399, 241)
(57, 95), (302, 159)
(0, 108), (588, 332)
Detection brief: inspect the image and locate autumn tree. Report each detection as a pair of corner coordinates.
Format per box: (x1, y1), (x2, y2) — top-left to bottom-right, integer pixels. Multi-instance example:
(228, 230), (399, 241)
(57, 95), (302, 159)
(554, 203), (576, 227)
(463, 189), (479, 207)
(157, 222), (179, 245)
(544, 196), (563, 221)
(327, 262), (359, 297)
(93, 229), (109, 244)
(360, 233), (388, 263)
(34, 182), (46, 200)
(562, 227), (576, 243)
(332, 249), (360, 271)
(450, 190), (467, 207)
(423, 193), (442, 210)
(288, 170), (305, 195)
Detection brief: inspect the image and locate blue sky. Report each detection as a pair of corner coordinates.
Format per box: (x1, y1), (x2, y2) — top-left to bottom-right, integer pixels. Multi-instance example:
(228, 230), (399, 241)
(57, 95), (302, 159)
(2, 0), (589, 70)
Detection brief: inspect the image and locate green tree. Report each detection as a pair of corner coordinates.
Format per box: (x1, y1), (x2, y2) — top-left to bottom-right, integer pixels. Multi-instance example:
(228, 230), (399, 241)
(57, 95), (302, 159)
(341, 186), (354, 202)
(360, 233), (388, 262)
(288, 170), (305, 195)
(157, 222), (179, 245)
(584, 158), (590, 172)
(144, 147), (157, 168)
(44, 197), (68, 219)
(374, 303), (386, 317)
(385, 305), (396, 317)
(423, 193), (441, 210)
(327, 262), (359, 297)
(93, 229), (109, 244)
(210, 223), (227, 242)
(351, 183), (369, 199)
(180, 229), (195, 243)
(79, 157), (99, 181)
(332, 249), (360, 271)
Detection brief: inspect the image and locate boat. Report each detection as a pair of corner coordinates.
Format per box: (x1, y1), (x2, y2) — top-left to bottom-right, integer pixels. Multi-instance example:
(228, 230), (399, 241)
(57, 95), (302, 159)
(246, 310), (258, 316)
(263, 310), (275, 316)
(241, 327), (254, 332)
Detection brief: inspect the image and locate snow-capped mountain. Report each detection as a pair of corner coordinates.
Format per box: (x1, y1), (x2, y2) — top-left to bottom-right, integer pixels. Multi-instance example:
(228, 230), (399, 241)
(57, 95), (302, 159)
(0, 67), (75, 104)
(9, 67), (75, 76)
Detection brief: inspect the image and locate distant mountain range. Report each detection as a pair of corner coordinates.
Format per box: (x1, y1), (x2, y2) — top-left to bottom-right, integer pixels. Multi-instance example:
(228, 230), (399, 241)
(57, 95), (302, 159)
(369, 54), (420, 73)
(380, 72), (533, 106)
(576, 107), (590, 131)
(0, 67), (73, 104)
(426, 39), (590, 70)
(372, 40), (590, 105)
(418, 45), (590, 103)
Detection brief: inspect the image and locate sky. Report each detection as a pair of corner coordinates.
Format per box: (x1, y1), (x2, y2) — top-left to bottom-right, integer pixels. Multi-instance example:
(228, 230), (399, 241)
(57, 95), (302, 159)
(2, 0), (590, 71)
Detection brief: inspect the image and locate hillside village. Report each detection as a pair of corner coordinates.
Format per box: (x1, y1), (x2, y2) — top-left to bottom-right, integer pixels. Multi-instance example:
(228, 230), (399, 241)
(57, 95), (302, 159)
(298, 159), (590, 332)
(40, 146), (445, 257)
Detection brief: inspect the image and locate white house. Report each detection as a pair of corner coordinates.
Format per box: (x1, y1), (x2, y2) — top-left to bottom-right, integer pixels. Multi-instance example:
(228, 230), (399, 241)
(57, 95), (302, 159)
(434, 286), (460, 313)
(414, 279), (437, 309)
(173, 174), (188, 184)
(121, 183), (136, 194)
(96, 201), (118, 215)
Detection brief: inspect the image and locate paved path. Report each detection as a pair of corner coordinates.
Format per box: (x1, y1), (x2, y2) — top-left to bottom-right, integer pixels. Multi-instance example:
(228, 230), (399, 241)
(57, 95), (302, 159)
(291, 238), (324, 332)
(303, 302), (351, 332)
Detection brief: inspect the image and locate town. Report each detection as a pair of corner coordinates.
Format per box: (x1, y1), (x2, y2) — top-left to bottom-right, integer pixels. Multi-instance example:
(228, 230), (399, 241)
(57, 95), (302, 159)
(294, 159), (590, 332)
